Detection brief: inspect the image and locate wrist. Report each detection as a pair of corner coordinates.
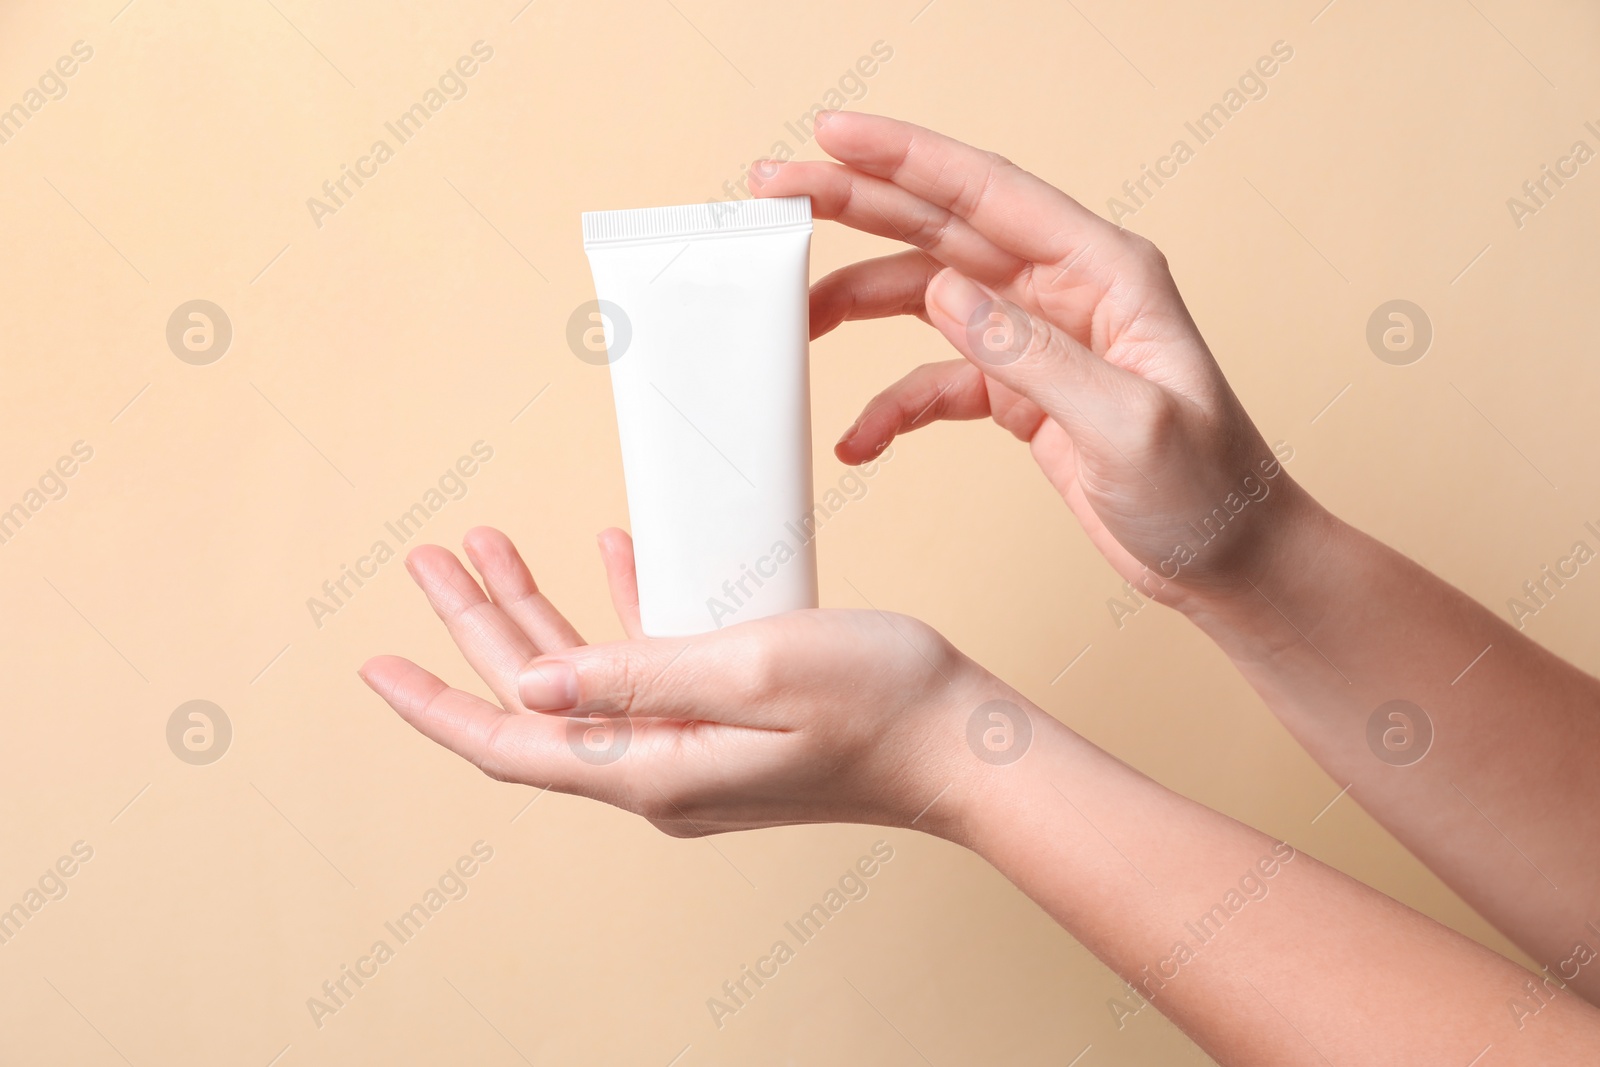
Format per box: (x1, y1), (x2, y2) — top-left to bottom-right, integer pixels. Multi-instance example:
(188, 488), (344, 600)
(917, 688), (1084, 852)
(1178, 486), (1350, 651)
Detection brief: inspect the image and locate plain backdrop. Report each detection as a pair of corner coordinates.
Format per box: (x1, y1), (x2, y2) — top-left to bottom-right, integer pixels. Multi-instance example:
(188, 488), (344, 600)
(2, 1), (1597, 1063)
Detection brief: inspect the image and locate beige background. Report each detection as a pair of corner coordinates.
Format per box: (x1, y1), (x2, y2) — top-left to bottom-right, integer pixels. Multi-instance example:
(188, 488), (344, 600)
(2, 0), (1597, 1063)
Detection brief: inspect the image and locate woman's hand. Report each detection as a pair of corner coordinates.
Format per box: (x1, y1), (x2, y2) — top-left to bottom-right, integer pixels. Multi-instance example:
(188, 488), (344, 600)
(362, 535), (1600, 1067)
(755, 114), (1600, 999)
(359, 526), (1011, 837)
(753, 111), (1325, 608)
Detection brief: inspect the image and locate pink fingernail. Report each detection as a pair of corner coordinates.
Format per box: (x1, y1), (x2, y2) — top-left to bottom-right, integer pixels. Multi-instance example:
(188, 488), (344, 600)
(519, 660), (578, 711)
(930, 270), (987, 326)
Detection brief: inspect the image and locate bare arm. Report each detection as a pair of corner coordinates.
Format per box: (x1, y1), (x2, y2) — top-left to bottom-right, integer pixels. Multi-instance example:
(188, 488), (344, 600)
(750, 110), (1600, 982)
(363, 527), (1600, 1064)
(1180, 500), (1600, 1000)
(962, 708), (1600, 1064)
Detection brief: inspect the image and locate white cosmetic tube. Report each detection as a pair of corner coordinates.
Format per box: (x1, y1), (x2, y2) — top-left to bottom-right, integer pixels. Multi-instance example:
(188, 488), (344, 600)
(581, 195), (816, 636)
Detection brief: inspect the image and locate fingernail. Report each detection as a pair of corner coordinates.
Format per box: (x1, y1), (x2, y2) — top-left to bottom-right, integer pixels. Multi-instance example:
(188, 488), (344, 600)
(519, 660), (578, 711)
(928, 269), (987, 327)
(836, 418), (861, 448)
(815, 109), (837, 130)
(749, 159), (781, 184)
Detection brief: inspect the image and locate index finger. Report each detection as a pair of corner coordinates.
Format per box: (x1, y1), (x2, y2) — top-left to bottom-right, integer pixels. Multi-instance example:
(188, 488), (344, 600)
(814, 111), (1131, 268)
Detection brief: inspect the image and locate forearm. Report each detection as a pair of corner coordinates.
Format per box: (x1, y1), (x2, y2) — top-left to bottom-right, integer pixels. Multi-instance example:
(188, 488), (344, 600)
(1182, 492), (1600, 995)
(946, 715), (1600, 1064)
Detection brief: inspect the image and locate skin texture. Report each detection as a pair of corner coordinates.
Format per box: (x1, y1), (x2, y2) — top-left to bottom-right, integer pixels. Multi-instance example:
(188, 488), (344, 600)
(363, 528), (1600, 1064)
(752, 111), (1600, 1002)
(362, 112), (1600, 1062)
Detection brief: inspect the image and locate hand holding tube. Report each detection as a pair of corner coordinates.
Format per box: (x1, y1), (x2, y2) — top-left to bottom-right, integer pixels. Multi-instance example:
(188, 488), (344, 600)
(751, 110), (1326, 612)
(359, 526), (998, 836)
(759, 111), (1600, 1004)
(361, 526), (1600, 1064)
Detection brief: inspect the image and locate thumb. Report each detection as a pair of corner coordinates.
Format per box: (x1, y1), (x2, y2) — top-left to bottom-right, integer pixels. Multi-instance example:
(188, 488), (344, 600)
(516, 630), (785, 729)
(924, 267), (1157, 448)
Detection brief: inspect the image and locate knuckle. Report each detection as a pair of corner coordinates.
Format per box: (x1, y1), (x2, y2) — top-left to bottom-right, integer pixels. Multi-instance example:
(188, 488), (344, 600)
(971, 153), (1018, 207)
(635, 782), (693, 829)
(727, 633), (784, 704)
(476, 717), (524, 785)
(1127, 234), (1170, 275)
(633, 792), (670, 822)
(887, 612), (961, 680)
(1126, 389), (1182, 454)
(936, 151), (1015, 226)
(905, 207), (961, 252)
(597, 651), (643, 720)
(479, 763), (520, 786)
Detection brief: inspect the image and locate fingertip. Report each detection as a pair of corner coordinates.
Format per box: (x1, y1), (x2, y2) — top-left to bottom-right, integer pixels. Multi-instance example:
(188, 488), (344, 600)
(813, 108), (847, 141)
(459, 533), (486, 571)
(404, 547), (456, 593)
(461, 525), (500, 553)
(358, 655), (401, 697)
(461, 527), (521, 583)
(747, 159), (783, 190)
(837, 435), (891, 465)
(834, 406), (894, 462)
(833, 431), (881, 465)
(405, 543), (450, 569)
(813, 109), (885, 158)
(595, 528), (644, 639)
